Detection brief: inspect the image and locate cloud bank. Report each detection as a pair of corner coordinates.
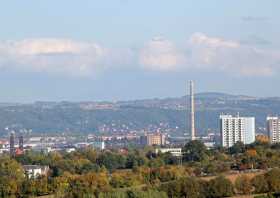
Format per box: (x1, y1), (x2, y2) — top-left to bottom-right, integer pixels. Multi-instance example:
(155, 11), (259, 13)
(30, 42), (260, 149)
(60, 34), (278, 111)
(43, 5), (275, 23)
(0, 33), (279, 77)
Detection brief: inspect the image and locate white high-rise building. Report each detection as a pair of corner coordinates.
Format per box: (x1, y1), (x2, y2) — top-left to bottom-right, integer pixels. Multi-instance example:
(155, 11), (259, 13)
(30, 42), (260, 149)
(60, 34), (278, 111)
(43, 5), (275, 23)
(220, 115), (255, 147)
(267, 116), (280, 143)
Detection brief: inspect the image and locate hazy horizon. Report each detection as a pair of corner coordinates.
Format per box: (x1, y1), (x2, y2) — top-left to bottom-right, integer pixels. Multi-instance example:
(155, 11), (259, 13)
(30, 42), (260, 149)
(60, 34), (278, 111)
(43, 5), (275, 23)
(0, 90), (276, 104)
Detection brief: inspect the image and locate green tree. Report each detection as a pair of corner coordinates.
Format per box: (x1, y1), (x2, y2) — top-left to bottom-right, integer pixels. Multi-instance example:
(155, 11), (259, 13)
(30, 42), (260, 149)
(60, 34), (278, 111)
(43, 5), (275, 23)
(183, 140), (208, 162)
(34, 176), (50, 196)
(125, 153), (146, 169)
(98, 191), (127, 198)
(265, 168), (280, 193)
(160, 181), (181, 198)
(21, 178), (36, 196)
(97, 152), (126, 171)
(127, 189), (168, 198)
(180, 177), (202, 198)
(251, 174), (269, 194)
(229, 141), (245, 155)
(207, 176), (234, 198)
(0, 157), (25, 197)
(52, 176), (70, 198)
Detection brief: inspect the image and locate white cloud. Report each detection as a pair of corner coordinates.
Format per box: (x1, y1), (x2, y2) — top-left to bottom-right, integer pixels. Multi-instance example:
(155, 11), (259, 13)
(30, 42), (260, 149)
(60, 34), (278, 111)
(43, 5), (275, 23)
(138, 33), (280, 76)
(10, 38), (93, 55)
(139, 37), (186, 71)
(190, 32), (240, 48)
(188, 32), (280, 76)
(0, 34), (279, 77)
(0, 39), (108, 76)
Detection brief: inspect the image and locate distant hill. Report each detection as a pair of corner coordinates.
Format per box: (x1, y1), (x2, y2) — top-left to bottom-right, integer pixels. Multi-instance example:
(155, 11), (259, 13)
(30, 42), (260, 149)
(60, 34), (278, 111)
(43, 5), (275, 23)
(0, 92), (279, 136)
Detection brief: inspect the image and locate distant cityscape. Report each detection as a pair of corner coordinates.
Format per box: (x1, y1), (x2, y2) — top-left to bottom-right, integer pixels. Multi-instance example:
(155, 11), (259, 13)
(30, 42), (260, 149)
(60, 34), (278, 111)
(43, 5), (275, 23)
(2, 1), (279, 197)
(0, 82), (279, 161)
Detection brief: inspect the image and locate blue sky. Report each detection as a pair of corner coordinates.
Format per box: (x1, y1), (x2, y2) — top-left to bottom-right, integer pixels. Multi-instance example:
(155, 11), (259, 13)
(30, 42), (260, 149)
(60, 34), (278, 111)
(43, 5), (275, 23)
(0, 0), (280, 102)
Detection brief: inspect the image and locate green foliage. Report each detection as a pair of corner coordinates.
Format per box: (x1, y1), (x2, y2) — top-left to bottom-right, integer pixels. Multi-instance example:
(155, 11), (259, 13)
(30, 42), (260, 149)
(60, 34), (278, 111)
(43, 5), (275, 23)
(183, 140), (208, 162)
(97, 152), (126, 171)
(66, 172), (110, 198)
(265, 168), (280, 193)
(98, 191), (127, 198)
(207, 176), (234, 198)
(160, 177), (204, 198)
(180, 177), (203, 198)
(229, 141), (245, 155)
(23, 176), (50, 196)
(251, 174), (269, 194)
(110, 171), (143, 188)
(3, 142), (280, 197)
(126, 189), (168, 198)
(0, 157), (24, 197)
(125, 153), (146, 169)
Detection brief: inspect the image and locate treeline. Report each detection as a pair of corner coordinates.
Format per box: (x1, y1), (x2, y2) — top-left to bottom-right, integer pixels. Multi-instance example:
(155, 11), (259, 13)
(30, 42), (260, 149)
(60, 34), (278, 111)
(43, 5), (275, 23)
(2, 140), (280, 197)
(2, 157), (280, 198)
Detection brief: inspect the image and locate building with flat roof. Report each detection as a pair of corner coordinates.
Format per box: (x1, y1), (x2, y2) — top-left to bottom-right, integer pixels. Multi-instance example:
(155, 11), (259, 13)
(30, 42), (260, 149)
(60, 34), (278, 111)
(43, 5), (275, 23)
(90, 141), (105, 150)
(155, 148), (182, 157)
(23, 165), (49, 178)
(267, 116), (280, 143)
(140, 133), (166, 146)
(220, 114), (255, 147)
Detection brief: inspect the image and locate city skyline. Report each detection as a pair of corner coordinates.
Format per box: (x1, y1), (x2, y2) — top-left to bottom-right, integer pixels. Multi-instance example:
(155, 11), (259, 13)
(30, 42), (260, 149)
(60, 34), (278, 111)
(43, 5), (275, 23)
(0, 1), (280, 102)
(2, 2), (280, 198)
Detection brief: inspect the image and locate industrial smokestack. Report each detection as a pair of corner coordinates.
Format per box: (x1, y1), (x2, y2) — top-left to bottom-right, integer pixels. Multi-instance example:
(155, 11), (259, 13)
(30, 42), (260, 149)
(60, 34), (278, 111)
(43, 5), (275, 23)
(189, 80), (195, 140)
(10, 132), (15, 157)
(19, 133), (24, 151)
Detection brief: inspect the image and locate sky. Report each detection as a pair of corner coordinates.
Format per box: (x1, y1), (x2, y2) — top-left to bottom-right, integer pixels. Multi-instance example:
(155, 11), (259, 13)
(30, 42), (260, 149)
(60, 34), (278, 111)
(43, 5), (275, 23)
(0, 0), (280, 102)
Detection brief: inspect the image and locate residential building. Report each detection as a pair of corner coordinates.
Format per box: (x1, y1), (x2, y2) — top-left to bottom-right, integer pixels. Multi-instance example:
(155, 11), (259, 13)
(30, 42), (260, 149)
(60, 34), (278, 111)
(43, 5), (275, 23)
(65, 147), (76, 153)
(90, 141), (105, 150)
(23, 165), (49, 178)
(267, 116), (280, 143)
(220, 115), (255, 147)
(140, 133), (166, 146)
(155, 148), (182, 157)
(32, 145), (53, 154)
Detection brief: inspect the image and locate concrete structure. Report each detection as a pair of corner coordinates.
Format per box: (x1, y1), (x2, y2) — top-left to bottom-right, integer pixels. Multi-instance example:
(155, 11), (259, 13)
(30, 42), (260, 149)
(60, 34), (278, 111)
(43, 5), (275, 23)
(140, 133), (166, 146)
(90, 141), (105, 150)
(23, 165), (49, 178)
(32, 145), (52, 154)
(65, 147), (76, 153)
(75, 142), (90, 148)
(155, 148), (182, 157)
(189, 80), (196, 140)
(204, 142), (215, 149)
(267, 116), (280, 143)
(220, 114), (255, 147)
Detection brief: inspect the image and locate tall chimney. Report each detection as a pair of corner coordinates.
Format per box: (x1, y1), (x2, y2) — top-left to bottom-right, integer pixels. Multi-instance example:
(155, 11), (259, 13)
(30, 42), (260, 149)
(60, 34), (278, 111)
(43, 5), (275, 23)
(19, 133), (24, 151)
(10, 132), (15, 157)
(190, 80), (195, 140)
